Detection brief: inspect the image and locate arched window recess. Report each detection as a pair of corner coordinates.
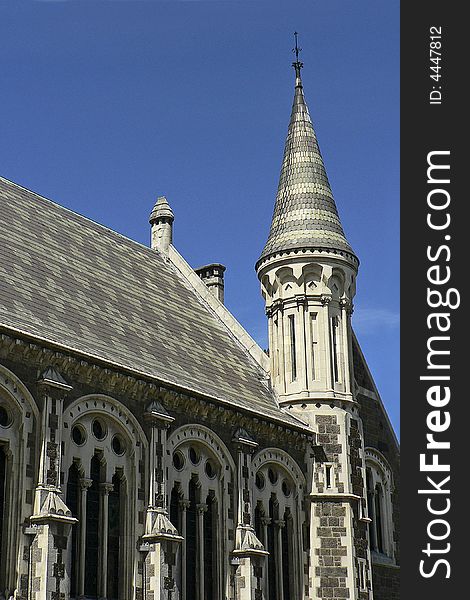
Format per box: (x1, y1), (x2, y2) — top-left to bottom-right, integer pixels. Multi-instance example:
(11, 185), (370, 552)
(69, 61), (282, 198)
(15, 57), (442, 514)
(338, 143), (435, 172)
(63, 395), (145, 599)
(251, 448), (306, 600)
(365, 448), (395, 563)
(167, 425), (235, 600)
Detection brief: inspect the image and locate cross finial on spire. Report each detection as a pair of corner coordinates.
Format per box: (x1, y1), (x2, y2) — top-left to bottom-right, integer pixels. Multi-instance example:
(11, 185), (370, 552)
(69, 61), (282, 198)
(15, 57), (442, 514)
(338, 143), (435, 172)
(293, 31), (301, 61)
(292, 31), (303, 86)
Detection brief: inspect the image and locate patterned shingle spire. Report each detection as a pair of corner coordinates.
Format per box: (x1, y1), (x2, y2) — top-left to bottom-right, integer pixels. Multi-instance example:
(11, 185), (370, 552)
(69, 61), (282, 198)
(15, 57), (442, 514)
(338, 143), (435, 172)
(257, 60), (357, 268)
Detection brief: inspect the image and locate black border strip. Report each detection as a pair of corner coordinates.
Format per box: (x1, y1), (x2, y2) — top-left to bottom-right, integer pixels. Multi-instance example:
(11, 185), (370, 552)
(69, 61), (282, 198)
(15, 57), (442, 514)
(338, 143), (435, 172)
(401, 3), (465, 597)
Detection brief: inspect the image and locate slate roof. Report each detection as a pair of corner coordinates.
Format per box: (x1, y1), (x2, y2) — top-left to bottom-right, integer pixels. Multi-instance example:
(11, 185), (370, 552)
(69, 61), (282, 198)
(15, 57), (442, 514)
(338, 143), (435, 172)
(257, 64), (357, 266)
(0, 177), (305, 429)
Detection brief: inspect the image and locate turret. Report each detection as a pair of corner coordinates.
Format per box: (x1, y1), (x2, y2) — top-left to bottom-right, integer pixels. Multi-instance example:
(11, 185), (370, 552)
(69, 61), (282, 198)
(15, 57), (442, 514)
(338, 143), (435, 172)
(149, 196), (174, 255)
(256, 42), (373, 600)
(256, 54), (358, 407)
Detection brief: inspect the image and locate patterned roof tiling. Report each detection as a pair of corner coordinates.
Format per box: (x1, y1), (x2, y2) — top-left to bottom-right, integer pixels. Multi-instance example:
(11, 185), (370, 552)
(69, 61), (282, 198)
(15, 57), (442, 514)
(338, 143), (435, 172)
(258, 67), (356, 265)
(0, 177), (304, 429)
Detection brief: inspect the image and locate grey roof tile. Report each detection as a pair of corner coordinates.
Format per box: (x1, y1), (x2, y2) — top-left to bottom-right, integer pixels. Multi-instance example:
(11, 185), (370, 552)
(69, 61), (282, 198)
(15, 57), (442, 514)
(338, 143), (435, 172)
(0, 177), (304, 429)
(257, 68), (357, 265)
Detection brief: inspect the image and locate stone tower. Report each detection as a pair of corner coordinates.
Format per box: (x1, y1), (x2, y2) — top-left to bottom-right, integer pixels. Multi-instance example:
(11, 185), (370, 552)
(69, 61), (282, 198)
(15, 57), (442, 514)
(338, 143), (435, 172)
(256, 56), (373, 599)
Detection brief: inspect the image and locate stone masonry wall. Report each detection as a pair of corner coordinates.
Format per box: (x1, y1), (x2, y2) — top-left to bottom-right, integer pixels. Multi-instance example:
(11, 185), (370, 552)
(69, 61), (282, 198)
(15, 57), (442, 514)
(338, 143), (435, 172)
(371, 565), (399, 600)
(314, 502), (350, 599)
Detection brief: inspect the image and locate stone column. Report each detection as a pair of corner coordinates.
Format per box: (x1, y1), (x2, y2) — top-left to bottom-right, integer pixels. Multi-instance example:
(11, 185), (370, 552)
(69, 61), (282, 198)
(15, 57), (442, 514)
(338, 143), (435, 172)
(179, 499), (190, 598)
(320, 295), (333, 390)
(274, 520), (285, 600)
(29, 368), (77, 600)
(275, 303), (287, 393)
(99, 482), (114, 599)
(196, 503), (208, 600)
(296, 296), (309, 391)
(141, 400), (182, 600)
(340, 299), (354, 397)
(232, 428), (268, 600)
(369, 487), (378, 551)
(78, 478), (92, 598)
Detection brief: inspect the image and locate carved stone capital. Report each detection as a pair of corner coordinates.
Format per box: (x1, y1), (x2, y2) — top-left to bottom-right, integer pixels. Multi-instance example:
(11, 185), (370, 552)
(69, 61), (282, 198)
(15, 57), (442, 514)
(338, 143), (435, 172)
(196, 503), (208, 515)
(99, 482), (115, 496)
(179, 499), (191, 511)
(320, 295), (332, 306)
(340, 298), (354, 315)
(79, 478), (93, 491)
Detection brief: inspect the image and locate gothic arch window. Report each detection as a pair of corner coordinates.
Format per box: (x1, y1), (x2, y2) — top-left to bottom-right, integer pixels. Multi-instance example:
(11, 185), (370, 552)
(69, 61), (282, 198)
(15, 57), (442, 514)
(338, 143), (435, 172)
(203, 493), (216, 600)
(0, 366), (39, 590)
(365, 448), (395, 561)
(267, 496), (278, 600)
(63, 395), (146, 600)
(0, 445), (6, 583)
(252, 449), (306, 600)
(167, 425), (235, 600)
(186, 477), (197, 600)
(85, 455), (101, 598)
(282, 507), (294, 600)
(66, 462), (80, 597)
(107, 472), (122, 600)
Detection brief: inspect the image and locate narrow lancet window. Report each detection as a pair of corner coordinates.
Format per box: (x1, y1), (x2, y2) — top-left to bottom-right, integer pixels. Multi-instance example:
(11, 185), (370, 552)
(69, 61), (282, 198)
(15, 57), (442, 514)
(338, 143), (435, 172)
(186, 478), (198, 600)
(282, 510), (292, 600)
(267, 498), (277, 600)
(204, 494), (215, 599)
(325, 464), (332, 489)
(0, 446), (7, 580)
(170, 485), (180, 530)
(331, 316), (340, 382)
(375, 484), (384, 553)
(254, 504), (263, 545)
(107, 473), (121, 600)
(66, 463), (80, 597)
(289, 315), (297, 381)
(85, 455), (101, 598)
(273, 318), (280, 377)
(310, 313), (318, 379)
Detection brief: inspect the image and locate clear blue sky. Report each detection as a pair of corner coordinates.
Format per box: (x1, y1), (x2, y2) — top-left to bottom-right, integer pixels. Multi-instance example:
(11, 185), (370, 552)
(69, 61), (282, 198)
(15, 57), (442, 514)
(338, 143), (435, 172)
(1, 0), (399, 434)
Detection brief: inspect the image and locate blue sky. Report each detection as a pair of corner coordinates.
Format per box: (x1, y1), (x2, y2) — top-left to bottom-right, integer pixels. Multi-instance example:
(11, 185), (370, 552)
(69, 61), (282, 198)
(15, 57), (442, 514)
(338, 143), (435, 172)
(1, 0), (399, 434)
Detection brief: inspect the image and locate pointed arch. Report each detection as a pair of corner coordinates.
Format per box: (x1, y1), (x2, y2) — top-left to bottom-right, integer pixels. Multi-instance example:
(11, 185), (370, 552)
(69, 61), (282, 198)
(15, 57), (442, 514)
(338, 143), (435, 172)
(0, 363), (39, 588)
(63, 394), (147, 599)
(167, 425), (235, 600)
(252, 448), (306, 600)
(365, 447), (395, 560)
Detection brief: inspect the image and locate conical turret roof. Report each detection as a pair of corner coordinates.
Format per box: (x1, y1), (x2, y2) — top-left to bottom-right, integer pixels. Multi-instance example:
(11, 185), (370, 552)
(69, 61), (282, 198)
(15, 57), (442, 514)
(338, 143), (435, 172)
(257, 63), (357, 269)
(149, 196), (174, 224)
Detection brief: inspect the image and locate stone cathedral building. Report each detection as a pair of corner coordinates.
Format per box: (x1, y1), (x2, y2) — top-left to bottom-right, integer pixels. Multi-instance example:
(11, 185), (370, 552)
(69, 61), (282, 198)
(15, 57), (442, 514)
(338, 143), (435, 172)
(0, 58), (399, 600)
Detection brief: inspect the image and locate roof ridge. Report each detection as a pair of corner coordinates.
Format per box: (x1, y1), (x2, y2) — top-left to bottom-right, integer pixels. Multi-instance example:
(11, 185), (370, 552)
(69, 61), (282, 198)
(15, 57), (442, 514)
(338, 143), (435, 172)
(167, 245), (271, 374)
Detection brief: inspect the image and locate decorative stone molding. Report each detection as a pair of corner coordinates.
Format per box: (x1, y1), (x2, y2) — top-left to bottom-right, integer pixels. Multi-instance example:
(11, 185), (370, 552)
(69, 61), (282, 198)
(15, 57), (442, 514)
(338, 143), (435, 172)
(0, 330), (311, 452)
(252, 447), (306, 488)
(143, 508), (183, 544)
(168, 423), (236, 471)
(365, 447), (394, 491)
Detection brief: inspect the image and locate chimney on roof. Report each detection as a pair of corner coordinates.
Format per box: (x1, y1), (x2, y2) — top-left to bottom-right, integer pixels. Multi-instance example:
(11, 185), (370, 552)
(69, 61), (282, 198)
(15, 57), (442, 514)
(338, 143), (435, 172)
(195, 263), (226, 304)
(149, 196), (174, 255)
